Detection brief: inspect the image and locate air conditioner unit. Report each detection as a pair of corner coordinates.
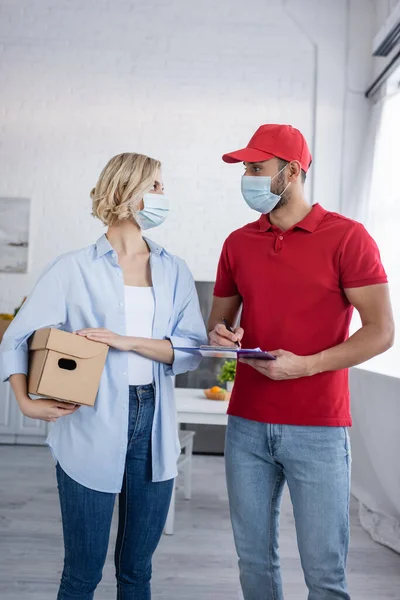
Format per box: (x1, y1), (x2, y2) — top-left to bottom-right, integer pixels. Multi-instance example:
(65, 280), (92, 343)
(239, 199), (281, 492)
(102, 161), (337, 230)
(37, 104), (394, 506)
(373, 1), (400, 57)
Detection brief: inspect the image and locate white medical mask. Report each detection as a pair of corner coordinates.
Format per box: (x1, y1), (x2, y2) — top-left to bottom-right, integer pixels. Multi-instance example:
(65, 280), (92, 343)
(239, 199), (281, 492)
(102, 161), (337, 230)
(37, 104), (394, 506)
(135, 193), (169, 230)
(241, 165), (290, 214)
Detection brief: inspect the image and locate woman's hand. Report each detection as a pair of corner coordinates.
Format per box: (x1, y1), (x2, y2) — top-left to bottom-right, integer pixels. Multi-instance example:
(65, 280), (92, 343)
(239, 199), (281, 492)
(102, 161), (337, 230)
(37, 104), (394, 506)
(76, 328), (133, 351)
(76, 328), (174, 363)
(19, 397), (79, 422)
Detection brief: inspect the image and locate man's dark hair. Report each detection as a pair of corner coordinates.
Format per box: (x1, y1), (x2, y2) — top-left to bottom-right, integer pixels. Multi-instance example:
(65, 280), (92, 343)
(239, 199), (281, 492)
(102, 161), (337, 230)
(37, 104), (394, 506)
(278, 158), (311, 184)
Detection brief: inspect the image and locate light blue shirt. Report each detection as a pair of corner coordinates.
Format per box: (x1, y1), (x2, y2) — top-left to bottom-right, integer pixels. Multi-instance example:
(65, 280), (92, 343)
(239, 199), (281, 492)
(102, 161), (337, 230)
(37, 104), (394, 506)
(0, 234), (207, 492)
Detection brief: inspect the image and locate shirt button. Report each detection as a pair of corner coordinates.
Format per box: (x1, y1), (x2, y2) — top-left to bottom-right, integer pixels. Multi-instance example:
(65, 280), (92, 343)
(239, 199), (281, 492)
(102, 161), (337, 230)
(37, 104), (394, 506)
(123, 372), (127, 376)
(119, 302), (124, 307)
(279, 236), (283, 240)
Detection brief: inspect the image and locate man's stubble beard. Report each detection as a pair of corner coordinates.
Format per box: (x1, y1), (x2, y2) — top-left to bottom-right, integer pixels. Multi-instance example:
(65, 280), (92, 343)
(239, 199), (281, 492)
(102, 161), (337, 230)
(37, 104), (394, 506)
(271, 173), (291, 212)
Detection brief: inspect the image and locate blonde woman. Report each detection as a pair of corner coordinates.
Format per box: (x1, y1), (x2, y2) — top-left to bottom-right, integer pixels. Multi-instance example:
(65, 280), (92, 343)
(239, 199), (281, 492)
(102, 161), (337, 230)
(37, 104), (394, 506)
(0, 153), (207, 600)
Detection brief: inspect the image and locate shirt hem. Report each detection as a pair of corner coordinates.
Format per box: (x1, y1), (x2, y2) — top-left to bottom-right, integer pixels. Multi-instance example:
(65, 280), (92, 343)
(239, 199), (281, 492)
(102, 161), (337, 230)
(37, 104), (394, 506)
(342, 277), (388, 288)
(213, 288), (239, 298)
(47, 438), (178, 490)
(152, 466), (178, 483)
(46, 440), (123, 494)
(227, 408), (352, 427)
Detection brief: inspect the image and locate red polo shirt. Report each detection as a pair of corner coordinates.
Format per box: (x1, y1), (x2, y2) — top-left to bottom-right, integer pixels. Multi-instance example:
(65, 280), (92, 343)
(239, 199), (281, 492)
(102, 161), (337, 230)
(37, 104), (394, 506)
(214, 204), (387, 427)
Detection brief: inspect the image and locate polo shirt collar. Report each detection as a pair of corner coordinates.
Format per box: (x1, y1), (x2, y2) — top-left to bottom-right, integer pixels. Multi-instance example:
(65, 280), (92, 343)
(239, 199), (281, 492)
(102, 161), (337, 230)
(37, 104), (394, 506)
(259, 203), (326, 233)
(95, 233), (163, 259)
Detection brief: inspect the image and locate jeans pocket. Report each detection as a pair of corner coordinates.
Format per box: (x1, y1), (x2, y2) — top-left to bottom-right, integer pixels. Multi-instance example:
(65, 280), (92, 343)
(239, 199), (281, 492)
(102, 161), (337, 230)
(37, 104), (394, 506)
(343, 427), (351, 459)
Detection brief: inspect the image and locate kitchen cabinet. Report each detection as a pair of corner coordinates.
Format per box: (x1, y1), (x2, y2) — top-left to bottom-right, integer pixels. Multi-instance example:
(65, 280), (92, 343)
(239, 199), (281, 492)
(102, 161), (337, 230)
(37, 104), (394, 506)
(0, 379), (48, 444)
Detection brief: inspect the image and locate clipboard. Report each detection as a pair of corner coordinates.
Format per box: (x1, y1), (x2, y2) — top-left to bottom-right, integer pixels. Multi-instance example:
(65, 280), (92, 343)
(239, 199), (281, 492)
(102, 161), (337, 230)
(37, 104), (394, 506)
(173, 346), (277, 361)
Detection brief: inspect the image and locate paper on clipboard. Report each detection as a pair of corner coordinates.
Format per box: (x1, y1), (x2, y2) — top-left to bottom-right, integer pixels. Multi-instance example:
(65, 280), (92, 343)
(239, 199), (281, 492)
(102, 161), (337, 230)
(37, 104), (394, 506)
(173, 345), (277, 361)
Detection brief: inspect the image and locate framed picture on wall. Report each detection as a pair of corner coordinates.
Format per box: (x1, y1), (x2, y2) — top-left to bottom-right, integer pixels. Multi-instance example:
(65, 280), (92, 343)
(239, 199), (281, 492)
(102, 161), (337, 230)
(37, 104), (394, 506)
(0, 197), (30, 273)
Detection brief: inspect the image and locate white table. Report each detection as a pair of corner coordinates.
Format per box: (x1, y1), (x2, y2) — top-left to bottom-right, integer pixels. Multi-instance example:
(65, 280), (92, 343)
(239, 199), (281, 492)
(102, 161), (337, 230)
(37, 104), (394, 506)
(174, 387), (229, 426)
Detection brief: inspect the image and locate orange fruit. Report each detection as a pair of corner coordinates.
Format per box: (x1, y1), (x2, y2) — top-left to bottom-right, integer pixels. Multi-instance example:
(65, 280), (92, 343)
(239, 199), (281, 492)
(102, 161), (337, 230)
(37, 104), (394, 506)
(210, 386), (222, 393)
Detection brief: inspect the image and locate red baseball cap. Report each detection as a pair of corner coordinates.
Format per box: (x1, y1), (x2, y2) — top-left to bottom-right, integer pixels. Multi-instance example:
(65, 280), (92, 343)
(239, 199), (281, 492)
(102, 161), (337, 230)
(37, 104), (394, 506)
(222, 124), (312, 173)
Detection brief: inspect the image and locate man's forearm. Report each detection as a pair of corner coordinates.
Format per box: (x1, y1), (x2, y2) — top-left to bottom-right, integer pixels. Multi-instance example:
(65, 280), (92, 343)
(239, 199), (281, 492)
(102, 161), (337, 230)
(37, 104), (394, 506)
(207, 295), (242, 334)
(307, 322), (394, 375)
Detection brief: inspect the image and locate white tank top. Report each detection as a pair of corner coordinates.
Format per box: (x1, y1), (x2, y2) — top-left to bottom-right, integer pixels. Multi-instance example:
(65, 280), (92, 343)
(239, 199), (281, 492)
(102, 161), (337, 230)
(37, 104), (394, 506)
(124, 286), (155, 386)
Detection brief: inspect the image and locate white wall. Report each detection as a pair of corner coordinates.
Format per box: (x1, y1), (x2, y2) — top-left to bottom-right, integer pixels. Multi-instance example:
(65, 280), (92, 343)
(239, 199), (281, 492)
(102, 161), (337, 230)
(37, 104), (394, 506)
(350, 368), (400, 553)
(0, 0), (378, 311)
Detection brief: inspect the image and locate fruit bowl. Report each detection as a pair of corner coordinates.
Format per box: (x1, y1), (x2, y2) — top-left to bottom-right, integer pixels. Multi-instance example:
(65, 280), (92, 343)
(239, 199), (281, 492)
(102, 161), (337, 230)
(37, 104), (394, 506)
(204, 386), (230, 401)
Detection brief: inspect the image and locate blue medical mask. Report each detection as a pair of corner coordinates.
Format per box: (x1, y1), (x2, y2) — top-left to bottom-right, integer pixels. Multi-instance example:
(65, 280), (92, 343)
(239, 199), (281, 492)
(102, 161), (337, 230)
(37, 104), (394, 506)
(135, 193), (169, 230)
(241, 165), (290, 214)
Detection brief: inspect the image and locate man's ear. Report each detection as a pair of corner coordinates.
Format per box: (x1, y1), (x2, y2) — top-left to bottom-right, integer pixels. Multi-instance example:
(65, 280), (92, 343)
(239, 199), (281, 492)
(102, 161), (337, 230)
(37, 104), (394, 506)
(288, 161), (301, 180)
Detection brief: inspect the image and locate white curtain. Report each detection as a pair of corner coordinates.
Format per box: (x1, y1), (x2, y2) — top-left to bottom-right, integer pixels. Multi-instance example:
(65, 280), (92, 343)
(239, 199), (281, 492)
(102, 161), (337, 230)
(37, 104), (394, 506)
(345, 99), (383, 222)
(348, 89), (400, 553)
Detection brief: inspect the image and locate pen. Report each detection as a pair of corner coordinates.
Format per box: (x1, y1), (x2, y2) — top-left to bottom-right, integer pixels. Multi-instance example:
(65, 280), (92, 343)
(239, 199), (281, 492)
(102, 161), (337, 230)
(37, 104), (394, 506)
(222, 318), (240, 348)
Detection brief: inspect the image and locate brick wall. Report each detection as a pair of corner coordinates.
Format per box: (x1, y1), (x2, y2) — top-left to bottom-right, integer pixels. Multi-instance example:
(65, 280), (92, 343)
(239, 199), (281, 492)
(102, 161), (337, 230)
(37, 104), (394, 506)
(0, 0), (379, 308)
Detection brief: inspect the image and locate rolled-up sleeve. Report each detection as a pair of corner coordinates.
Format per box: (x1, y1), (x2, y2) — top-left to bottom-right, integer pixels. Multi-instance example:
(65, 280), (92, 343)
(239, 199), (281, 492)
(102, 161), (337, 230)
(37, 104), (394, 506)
(164, 260), (207, 376)
(0, 259), (66, 382)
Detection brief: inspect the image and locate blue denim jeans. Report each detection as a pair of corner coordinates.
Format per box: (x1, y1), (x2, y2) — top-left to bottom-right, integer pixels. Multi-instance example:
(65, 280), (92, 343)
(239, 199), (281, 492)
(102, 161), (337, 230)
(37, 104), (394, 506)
(225, 416), (351, 600)
(56, 384), (174, 600)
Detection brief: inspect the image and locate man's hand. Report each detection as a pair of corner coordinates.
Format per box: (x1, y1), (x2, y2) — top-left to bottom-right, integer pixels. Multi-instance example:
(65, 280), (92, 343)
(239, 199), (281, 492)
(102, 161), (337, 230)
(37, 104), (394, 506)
(19, 397), (79, 422)
(76, 328), (132, 351)
(241, 349), (315, 380)
(209, 323), (244, 347)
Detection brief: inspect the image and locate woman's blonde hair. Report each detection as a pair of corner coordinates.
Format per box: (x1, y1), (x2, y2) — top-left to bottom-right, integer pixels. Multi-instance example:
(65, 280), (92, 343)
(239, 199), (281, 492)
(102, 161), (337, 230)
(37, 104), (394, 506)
(91, 153), (161, 226)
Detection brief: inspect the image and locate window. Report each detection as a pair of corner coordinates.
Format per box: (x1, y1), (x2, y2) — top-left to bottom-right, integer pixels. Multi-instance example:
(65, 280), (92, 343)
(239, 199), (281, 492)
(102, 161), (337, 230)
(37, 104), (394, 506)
(353, 86), (400, 377)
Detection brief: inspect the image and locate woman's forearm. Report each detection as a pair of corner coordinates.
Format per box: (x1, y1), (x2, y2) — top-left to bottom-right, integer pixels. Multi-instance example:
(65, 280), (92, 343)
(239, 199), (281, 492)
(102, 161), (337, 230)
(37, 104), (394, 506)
(9, 373), (30, 408)
(130, 337), (174, 364)
(76, 328), (174, 363)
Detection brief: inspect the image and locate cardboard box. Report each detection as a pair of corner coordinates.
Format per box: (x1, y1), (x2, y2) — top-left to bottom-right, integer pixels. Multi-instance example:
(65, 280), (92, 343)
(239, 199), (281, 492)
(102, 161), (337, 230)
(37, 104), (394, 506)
(28, 328), (108, 406)
(0, 318), (12, 343)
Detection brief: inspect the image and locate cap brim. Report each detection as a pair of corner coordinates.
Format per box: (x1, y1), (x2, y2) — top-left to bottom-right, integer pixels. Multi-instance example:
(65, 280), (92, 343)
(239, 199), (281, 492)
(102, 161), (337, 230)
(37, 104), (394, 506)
(222, 148), (276, 164)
